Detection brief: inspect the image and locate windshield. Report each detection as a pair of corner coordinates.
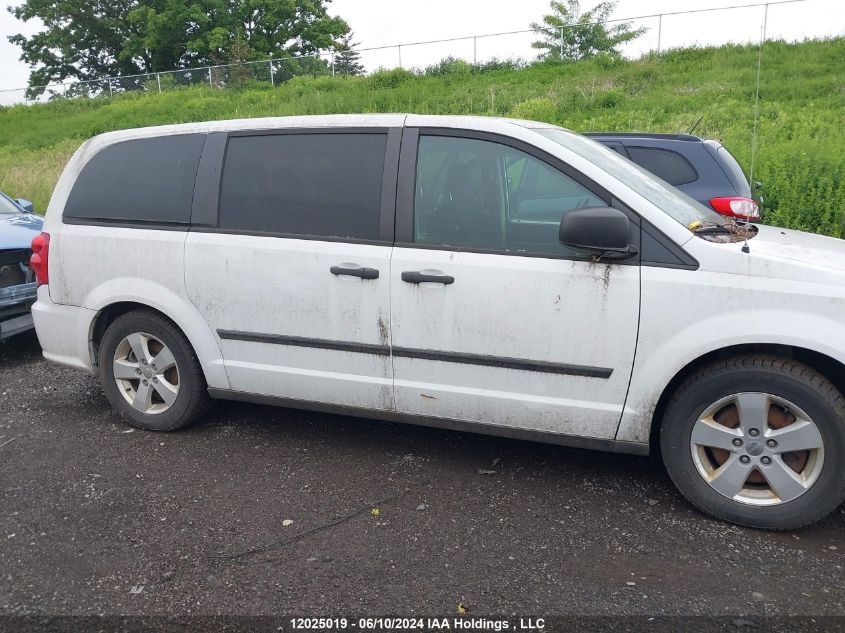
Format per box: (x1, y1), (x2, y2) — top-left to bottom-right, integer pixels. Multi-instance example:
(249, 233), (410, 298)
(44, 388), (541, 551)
(536, 128), (724, 228)
(0, 193), (22, 216)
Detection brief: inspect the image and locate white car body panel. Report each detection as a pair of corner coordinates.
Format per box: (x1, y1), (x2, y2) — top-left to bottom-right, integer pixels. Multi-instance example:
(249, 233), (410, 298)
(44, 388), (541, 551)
(184, 234), (393, 410)
(30, 285), (96, 372)
(617, 227), (845, 443)
(32, 113), (845, 456)
(38, 222), (229, 388)
(389, 247), (638, 439)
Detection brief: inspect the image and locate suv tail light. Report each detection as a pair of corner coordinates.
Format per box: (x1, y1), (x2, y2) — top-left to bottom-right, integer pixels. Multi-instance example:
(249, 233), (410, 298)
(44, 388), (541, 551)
(709, 196), (761, 221)
(30, 232), (50, 287)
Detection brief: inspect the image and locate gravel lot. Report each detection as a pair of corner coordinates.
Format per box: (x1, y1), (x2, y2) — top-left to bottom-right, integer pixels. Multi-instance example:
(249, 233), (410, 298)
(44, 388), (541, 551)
(1, 331), (843, 622)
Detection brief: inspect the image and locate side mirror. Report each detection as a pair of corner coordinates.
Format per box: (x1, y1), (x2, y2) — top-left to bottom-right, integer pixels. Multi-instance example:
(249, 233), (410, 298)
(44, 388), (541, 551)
(559, 207), (637, 258)
(15, 198), (34, 213)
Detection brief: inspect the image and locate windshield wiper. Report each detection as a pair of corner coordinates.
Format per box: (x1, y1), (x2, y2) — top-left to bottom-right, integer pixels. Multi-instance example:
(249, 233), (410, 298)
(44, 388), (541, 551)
(692, 224), (733, 235)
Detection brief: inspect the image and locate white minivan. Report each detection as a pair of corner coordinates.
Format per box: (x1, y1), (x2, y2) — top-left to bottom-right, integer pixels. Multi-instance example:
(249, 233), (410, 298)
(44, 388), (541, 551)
(31, 114), (845, 529)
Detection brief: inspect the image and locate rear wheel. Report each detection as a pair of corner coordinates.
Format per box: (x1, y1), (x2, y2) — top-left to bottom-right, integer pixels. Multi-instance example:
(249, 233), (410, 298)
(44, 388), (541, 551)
(660, 355), (845, 530)
(99, 310), (211, 431)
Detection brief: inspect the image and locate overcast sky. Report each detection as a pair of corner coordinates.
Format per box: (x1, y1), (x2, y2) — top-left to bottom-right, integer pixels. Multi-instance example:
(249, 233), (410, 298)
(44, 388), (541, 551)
(0, 0), (843, 96)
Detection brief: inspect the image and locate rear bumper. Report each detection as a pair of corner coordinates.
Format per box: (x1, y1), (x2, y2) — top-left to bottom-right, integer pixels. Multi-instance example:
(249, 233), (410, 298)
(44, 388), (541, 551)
(0, 282), (37, 341)
(0, 313), (33, 341)
(0, 281), (37, 308)
(31, 286), (96, 373)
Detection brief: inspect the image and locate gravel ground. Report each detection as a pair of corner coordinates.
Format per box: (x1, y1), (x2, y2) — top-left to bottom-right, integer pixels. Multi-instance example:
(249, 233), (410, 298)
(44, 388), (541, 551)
(1, 331), (843, 622)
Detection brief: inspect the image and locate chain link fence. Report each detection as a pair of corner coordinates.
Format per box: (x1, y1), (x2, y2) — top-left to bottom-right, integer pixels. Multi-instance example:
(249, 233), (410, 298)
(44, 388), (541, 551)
(0, 0), (840, 106)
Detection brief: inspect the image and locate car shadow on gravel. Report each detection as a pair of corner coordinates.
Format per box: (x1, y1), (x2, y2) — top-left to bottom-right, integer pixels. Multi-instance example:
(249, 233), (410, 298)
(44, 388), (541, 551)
(2, 331), (844, 615)
(0, 330), (42, 365)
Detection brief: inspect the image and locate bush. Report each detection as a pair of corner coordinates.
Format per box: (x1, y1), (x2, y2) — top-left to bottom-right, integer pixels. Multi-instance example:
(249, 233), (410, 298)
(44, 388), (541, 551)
(423, 56), (473, 77)
(2, 38), (844, 237)
(508, 97), (558, 123)
(367, 67), (415, 89)
(594, 88), (624, 109)
(593, 51), (622, 70)
(474, 57), (528, 73)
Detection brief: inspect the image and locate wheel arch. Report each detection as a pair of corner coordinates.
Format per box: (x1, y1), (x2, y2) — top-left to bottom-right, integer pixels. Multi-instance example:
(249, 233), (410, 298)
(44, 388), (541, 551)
(88, 300), (229, 390)
(646, 343), (845, 457)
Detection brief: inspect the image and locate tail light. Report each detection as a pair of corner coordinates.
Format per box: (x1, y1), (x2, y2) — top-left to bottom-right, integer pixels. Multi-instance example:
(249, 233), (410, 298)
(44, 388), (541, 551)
(30, 232), (50, 287)
(709, 196), (761, 221)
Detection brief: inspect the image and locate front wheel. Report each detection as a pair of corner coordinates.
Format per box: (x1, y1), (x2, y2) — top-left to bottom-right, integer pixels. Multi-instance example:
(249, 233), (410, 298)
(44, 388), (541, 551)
(98, 310), (211, 431)
(660, 355), (845, 530)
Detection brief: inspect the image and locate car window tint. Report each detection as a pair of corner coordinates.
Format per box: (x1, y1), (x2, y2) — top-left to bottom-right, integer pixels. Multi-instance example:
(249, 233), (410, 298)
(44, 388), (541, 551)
(64, 134), (205, 223)
(219, 133), (386, 240)
(626, 146), (698, 186)
(715, 146), (753, 196)
(414, 135), (606, 257)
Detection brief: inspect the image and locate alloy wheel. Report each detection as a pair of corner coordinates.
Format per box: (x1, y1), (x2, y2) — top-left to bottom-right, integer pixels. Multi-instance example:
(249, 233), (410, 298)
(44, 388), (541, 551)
(112, 332), (180, 415)
(690, 392), (824, 506)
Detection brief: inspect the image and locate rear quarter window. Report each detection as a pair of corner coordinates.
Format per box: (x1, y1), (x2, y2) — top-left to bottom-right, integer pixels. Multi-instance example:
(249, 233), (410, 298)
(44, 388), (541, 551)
(625, 146), (698, 186)
(64, 134), (206, 224)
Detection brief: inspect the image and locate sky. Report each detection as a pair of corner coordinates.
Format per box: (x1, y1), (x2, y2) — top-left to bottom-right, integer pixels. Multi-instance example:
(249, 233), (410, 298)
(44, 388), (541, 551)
(0, 0), (843, 98)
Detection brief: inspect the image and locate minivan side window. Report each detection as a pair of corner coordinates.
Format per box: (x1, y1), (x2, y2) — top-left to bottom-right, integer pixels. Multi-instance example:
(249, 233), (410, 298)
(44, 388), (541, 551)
(414, 135), (606, 256)
(64, 134), (206, 224)
(626, 146), (698, 186)
(218, 133), (387, 240)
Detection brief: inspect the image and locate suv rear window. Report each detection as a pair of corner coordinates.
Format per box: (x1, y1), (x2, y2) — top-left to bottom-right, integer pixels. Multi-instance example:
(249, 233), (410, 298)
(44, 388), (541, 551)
(715, 145), (753, 197)
(626, 146), (698, 186)
(64, 134), (205, 224)
(218, 133), (386, 240)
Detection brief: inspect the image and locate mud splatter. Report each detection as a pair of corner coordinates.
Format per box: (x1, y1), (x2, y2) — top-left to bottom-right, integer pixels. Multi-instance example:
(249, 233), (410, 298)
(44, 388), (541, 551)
(377, 315), (389, 347)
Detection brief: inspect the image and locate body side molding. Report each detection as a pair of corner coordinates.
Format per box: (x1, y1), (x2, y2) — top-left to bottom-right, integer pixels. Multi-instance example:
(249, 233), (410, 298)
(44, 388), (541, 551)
(217, 330), (613, 378)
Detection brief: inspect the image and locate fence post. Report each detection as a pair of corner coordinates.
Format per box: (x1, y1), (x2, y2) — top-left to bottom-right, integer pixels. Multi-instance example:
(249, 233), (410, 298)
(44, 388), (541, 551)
(762, 3), (769, 41)
(269, 59), (274, 86)
(473, 36), (477, 66)
(559, 27), (564, 60)
(331, 52), (336, 78)
(657, 14), (663, 53)
(108, 78), (113, 97)
(156, 73), (162, 93)
(208, 67), (213, 89)
(398, 45), (402, 69)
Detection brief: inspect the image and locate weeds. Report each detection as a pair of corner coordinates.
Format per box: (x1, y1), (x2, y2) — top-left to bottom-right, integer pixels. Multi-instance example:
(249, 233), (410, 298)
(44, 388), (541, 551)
(1, 38), (843, 235)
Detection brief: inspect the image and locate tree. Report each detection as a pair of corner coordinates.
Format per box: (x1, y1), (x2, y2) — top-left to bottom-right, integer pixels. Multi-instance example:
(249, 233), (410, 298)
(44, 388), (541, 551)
(333, 31), (363, 77)
(8, 0), (350, 95)
(531, 0), (645, 62)
(222, 34), (254, 89)
(8, 0), (143, 92)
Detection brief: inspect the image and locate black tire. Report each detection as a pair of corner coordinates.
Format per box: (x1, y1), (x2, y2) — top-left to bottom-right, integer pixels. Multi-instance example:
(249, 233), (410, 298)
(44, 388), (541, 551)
(98, 310), (212, 431)
(660, 355), (845, 530)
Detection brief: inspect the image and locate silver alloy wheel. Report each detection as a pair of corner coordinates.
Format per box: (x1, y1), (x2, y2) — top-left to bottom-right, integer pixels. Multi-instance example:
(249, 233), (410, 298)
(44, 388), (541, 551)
(690, 392), (825, 506)
(112, 332), (180, 415)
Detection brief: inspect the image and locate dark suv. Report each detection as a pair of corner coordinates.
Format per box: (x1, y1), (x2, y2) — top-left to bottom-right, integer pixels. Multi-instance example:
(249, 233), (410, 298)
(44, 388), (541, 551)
(586, 133), (760, 221)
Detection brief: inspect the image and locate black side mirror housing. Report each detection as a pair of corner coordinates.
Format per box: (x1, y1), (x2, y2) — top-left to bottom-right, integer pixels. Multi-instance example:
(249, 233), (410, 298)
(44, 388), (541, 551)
(559, 207), (637, 258)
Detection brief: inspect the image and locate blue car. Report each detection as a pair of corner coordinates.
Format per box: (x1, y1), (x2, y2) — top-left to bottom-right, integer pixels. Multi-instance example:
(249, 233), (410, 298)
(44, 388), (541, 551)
(0, 191), (42, 341)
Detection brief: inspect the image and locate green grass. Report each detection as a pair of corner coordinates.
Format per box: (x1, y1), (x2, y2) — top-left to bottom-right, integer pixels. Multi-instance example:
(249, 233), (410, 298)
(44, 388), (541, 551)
(1, 38), (843, 235)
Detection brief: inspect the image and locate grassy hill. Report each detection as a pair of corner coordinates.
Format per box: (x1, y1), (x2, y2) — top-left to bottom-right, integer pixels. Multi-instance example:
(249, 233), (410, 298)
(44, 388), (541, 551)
(1, 38), (843, 235)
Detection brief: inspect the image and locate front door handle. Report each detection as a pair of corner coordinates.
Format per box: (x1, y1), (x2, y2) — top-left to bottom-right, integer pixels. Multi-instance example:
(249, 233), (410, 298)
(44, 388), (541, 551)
(331, 265), (379, 280)
(401, 271), (455, 285)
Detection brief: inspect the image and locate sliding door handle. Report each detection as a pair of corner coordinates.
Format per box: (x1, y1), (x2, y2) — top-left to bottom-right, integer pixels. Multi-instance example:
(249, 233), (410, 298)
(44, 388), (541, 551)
(331, 265), (379, 280)
(401, 271), (455, 285)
